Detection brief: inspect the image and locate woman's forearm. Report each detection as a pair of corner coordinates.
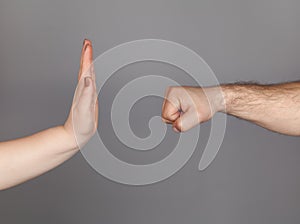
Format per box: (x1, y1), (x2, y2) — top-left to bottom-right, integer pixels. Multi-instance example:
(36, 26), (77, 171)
(0, 39), (97, 190)
(0, 126), (77, 190)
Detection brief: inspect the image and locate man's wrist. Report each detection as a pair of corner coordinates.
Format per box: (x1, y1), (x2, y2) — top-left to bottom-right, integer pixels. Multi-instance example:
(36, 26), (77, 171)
(203, 86), (226, 113)
(219, 83), (265, 115)
(219, 84), (242, 114)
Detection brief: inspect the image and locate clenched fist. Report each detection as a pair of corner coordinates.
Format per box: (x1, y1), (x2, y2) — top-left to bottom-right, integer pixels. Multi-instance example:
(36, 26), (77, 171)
(162, 86), (225, 132)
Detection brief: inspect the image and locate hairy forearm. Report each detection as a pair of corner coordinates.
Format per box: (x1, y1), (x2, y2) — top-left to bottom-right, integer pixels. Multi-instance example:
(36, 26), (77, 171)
(0, 126), (78, 190)
(219, 82), (300, 135)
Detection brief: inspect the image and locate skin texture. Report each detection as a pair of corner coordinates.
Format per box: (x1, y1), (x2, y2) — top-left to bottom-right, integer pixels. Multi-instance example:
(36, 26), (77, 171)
(0, 39), (97, 190)
(162, 82), (300, 136)
(1, 40), (299, 190)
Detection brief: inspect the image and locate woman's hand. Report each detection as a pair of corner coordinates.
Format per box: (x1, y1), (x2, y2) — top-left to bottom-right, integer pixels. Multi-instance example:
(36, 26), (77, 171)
(64, 39), (98, 149)
(0, 39), (98, 190)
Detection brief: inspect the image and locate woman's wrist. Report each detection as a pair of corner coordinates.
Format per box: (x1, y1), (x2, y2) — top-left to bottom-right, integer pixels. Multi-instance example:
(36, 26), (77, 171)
(60, 125), (79, 152)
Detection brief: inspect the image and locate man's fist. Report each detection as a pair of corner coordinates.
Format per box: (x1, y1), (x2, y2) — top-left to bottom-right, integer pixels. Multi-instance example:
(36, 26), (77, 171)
(161, 86), (224, 132)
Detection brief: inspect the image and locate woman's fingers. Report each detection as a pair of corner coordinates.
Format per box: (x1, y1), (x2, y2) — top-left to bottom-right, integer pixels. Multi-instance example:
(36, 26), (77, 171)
(74, 39), (94, 103)
(78, 39), (93, 81)
(73, 77), (96, 138)
(80, 77), (96, 109)
(78, 40), (86, 80)
(76, 40), (98, 133)
(77, 39), (96, 113)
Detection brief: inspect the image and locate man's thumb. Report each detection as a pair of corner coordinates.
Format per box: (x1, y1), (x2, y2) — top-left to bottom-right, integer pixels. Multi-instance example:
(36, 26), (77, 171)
(173, 109), (199, 132)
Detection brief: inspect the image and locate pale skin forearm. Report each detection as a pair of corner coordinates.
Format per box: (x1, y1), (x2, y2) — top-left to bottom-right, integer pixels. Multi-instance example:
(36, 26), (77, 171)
(0, 40), (97, 190)
(0, 126), (77, 190)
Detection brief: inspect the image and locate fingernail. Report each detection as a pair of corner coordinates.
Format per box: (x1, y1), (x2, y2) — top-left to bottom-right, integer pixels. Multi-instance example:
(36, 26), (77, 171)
(85, 77), (90, 87)
(84, 43), (89, 52)
(83, 39), (91, 51)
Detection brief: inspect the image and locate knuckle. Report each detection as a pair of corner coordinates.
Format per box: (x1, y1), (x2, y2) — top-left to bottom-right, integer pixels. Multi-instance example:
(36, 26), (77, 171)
(174, 120), (183, 132)
(162, 109), (170, 119)
(161, 117), (168, 123)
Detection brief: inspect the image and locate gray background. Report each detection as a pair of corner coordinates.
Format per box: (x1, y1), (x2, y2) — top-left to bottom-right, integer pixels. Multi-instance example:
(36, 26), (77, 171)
(1, 0), (300, 223)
